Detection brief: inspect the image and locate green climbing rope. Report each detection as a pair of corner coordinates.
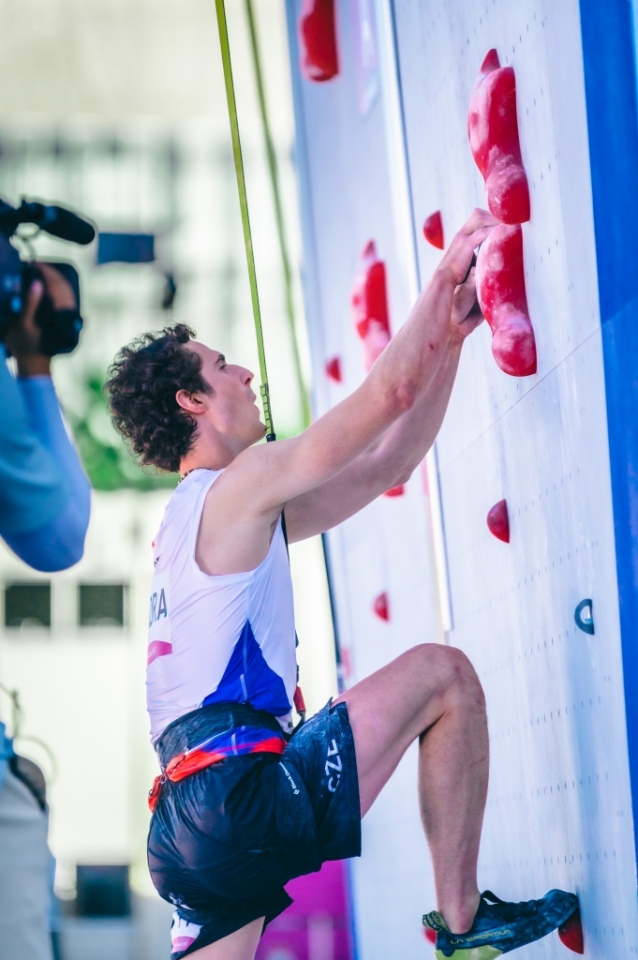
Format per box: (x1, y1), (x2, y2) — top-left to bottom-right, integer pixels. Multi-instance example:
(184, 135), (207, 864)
(214, 0), (275, 440)
(244, 0), (311, 429)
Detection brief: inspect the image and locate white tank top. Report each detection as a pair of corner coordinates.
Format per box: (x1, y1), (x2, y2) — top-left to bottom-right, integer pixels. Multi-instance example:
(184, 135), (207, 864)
(146, 469), (297, 743)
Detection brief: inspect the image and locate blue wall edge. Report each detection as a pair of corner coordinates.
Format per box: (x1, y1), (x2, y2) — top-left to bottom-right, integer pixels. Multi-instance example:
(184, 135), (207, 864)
(580, 0), (638, 883)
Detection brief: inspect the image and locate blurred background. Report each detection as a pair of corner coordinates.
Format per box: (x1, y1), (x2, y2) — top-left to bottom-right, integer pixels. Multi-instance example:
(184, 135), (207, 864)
(0, 1), (338, 957)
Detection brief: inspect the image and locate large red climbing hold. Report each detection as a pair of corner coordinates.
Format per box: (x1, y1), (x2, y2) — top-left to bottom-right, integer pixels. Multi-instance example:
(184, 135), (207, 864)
(299, 0), (339, 83)
(487, 499), (510, 542)
(423, 211), (445, 250)
(468, 49), (530, 225)
(325, 356), (342, 382)
(558, 909), (584, 954)
(424, 927), (437, 946)
(352, 241), (392, 371)
(384, 485), (405, 498)
(476, 223), (537, 377)
(352, 241), (390, 339)
(373, 592), (390, 621)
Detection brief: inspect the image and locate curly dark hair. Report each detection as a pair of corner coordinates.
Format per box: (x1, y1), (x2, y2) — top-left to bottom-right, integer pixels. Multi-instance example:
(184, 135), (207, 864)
(105, 323), (212, 473)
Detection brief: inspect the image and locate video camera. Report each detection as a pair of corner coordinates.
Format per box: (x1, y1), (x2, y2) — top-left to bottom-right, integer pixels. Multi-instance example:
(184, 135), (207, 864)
(0, 198), (95, 356)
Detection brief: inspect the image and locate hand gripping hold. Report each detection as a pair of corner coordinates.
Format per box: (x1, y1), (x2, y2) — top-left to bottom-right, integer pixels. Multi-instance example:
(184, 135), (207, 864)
(468, 49), (530, 225)
(476, 222), (537, 377)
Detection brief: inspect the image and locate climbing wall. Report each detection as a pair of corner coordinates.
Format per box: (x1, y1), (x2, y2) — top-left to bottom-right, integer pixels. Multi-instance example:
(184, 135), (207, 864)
(392, 0), (638, 956)
(286, 3), (440, 958)
(286, 1), (638, 958)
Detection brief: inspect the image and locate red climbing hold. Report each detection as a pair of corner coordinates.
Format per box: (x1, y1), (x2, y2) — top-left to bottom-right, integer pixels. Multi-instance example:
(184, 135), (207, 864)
(373, 592), (390, 621)
(352, 241), (390, 339)
(384, 485), (405, 498)
(424, 927), (437, 945)
(423, 211), (445, 250)
(325, 356), (342, 382)
(299, 0), (339, 83)
(468, 49), (530, 225)
(476, 222), (537, 377)
(558, 909), (584, 954)
(293, 685), (307, 717)
(487, 499), (510, 542)
(479, 47), (501, 74)
(351, 241), (392, 371)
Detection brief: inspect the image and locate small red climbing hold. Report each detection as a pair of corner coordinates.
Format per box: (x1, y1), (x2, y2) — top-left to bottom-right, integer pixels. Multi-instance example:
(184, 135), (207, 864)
(325, 356), (342, 382)
(293, 685), (307, 717)
(476, 223), (537, 377)
(384, 485), (405, 497)
(351, 240), (392, 371)
(299, 0), (339, 83)
(373, 592), (390, 621)
(468, 49), (530, 224)
(423, 211), (445, 250)
(423, 927), (437, 945)
(487, 499), (510, 542)
(558, 909), (584, 954)
(480, 47), (501, 74)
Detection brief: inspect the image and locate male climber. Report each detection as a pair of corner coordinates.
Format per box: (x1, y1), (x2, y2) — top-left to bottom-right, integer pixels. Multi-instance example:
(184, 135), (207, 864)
(106, 209), (578, 960)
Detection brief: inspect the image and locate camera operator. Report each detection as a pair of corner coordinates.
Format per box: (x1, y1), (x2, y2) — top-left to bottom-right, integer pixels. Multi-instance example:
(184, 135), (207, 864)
(0, 200), (94, 960)
(0, 200), (94, 573)
(0, 269), (90, 572)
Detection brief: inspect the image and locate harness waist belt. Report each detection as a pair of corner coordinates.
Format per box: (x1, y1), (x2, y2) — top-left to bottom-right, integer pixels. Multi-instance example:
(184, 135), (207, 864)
(149, 702), (287, 812)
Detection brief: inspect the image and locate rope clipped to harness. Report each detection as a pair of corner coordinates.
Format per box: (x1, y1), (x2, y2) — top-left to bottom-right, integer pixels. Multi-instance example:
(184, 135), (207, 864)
(214, 0), (305, 723)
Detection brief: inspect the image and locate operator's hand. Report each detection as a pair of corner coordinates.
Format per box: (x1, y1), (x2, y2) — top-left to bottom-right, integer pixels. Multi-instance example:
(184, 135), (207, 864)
(5, 263), (75, 376)
(4, 279), (50, 376)
(437, 208), (498, 286)
(450, 266), (484, 341)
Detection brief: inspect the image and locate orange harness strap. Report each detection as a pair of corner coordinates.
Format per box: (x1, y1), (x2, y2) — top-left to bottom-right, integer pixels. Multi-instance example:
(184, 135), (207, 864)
(148, 735), (286, 813)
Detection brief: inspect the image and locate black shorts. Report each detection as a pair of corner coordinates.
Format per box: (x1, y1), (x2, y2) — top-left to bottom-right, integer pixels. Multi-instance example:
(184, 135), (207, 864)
(147, 701), (361, 959)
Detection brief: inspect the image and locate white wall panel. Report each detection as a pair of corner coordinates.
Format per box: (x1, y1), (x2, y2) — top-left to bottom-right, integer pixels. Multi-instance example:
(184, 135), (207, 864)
(392, 0), (638, 957)
(286, 2), (441, 956)
(289, 0), (638, 956)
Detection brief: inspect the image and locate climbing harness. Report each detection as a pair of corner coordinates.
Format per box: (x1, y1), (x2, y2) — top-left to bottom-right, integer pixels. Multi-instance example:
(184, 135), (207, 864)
(148, 730), (286, 813)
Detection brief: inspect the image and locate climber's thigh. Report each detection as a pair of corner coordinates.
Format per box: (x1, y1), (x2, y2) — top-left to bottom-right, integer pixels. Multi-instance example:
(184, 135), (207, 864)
(333, 643), (475, 816)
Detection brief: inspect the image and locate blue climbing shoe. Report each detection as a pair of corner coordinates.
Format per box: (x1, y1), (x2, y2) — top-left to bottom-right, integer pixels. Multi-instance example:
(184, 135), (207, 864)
(423, 889), (579, 959)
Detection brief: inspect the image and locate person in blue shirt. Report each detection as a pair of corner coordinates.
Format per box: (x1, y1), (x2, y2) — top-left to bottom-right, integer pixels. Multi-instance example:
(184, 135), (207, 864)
(0, 265), (90, 572)
(0, 264), (91, 960)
